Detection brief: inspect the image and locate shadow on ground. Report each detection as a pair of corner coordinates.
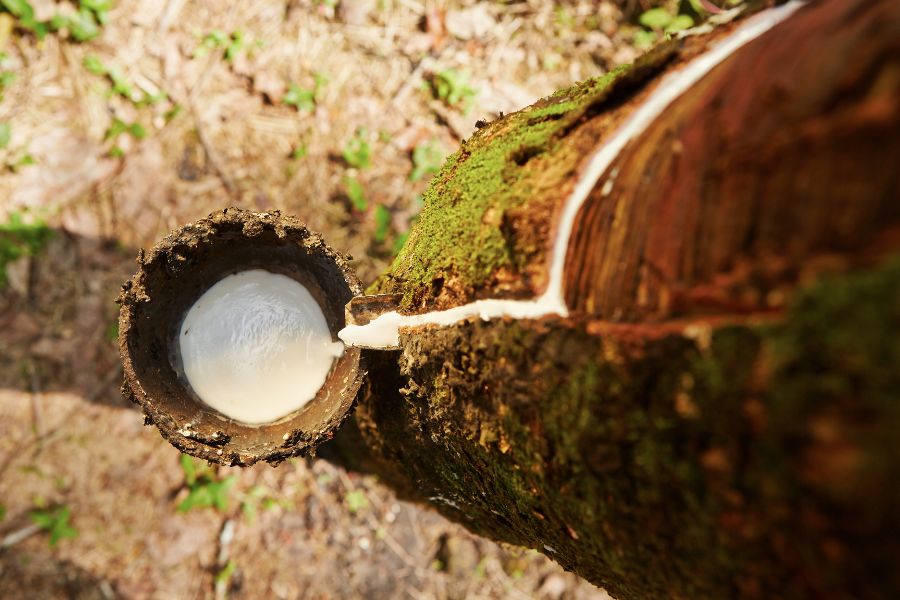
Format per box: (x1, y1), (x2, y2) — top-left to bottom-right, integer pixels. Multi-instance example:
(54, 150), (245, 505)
(0, 230), (136, 408)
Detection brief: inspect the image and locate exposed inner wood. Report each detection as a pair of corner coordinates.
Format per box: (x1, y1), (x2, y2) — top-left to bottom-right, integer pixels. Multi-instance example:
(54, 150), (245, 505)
(564, 0), (900, 320)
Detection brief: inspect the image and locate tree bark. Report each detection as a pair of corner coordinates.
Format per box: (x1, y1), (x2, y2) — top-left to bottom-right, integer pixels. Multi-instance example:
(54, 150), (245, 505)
(326, 1), (900, 598)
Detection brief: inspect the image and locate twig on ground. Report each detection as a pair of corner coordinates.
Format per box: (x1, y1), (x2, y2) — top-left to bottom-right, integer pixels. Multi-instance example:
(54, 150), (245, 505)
(0, 523), (41, 549)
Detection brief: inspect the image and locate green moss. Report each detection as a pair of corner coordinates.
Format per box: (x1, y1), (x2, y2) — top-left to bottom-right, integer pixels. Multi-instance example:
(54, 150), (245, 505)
(357, 254), (900, 599)
(369, 66), (634, 307)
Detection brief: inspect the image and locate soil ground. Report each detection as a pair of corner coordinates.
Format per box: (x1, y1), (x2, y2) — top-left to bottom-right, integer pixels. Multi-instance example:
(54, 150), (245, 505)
(0, 1), (653, 597)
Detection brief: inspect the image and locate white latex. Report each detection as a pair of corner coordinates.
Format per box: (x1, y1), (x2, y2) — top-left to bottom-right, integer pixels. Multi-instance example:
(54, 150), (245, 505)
(179, 269), (344, 425)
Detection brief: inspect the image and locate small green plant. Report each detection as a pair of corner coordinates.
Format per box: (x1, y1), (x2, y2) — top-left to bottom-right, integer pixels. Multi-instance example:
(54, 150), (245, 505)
(83, 55), (146, 103)
(283, 85), (315, 112)
(284, 73), (327, 112)
(215, 560), (237, 587)
(104, 117), (146, 157)
(344, 490), (368, 514)
(0, 211), (52, 288)
(409, 140), (444, 182)
(635, 4), (697, 49)
(342, 128), (371, 169)
(290, 144), (307, 160)
(430, 69), (477, 113)
(193, 30), (246, 62)
(373, 205), (391, 243)
(30, 505), (78, 547)
(9, 153), (34, 171)
(1, 0), (111, 42)
(177, 454), (235, 512)
(163, 104), (183, 123)
(344, 176), (367, 211)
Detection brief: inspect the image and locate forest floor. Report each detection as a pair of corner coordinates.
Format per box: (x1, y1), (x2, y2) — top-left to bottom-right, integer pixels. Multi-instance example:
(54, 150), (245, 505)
(0, 0), (661, 598)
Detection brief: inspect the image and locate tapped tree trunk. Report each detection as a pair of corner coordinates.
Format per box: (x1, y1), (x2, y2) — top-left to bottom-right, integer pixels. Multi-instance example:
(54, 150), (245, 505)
(325, 1), (900, 598)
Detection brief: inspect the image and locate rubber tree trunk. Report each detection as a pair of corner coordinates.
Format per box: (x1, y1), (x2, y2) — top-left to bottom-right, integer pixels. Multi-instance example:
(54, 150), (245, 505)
(324, 1), (900, 598)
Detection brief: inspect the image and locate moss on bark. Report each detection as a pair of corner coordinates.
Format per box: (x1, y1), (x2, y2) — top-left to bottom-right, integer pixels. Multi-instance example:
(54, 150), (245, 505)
(370, 42), (680, 312)
(347, 255), (900, 599)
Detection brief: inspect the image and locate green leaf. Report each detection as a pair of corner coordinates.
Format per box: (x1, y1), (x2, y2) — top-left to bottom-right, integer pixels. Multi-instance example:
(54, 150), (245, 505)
(345, 490), (368, 513)
(0, 122), (11, 149)
(104, 118), (127, 141)
(83, 55), (106, 75)
(633, 29), (658, 49)
(178, 485), (212, 512)
(11, 153), (34, 172)
(216, 560), (236, 584)
(431, 69), (477, 112)
(164, 104), (183, 123)
(373, 205), (391, 243)
(665, 14), (694, 33)
(1, 0), (35, 20)
(211, 477), (235, 511)
(48, 13), (67, 31)
(290, 144), (307, 159)
(342, 129), (371, 169)
(128, 122), (146, 139)
(345, 177), (367, 211)
(68, 8), (100, 42)
(179, 454), (197, 485)
(107, 68), (134, 99)
(137, 90), (167, 106)
(283, 84), (315, 111)
(224, 30), (244, 62)
(30, 506), (78, 547)
(0, 504), (6, 522)
(80, 0), (114, 13)
(639, 7), (674, 30)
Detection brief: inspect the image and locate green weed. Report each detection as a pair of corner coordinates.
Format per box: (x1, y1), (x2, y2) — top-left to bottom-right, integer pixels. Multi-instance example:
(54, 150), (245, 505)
(430, 69), (477, 113)
(634, 2), (701, 49)
(30, 505), (78, 547)
(215, 559), (236, 586)
(344, 490), (368, 514)
(1, 0), (110, 42)
(344, 176), (368, 211)
(342, 128), (371, 169)
(373, 205), (391, 243)
(193, 30), (246, 63)
(177, 454), (235, 512)
(83, 55), (163, 105)
(104, 117), (146, 156)
(284, 73), (327, 112)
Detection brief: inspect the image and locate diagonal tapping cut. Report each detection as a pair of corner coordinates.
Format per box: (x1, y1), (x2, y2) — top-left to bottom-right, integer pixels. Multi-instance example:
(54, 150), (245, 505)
(338, 0), (807, 349)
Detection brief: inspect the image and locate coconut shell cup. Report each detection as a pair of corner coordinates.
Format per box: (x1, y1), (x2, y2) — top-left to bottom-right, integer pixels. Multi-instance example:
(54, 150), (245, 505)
(118, 208), (364, 466)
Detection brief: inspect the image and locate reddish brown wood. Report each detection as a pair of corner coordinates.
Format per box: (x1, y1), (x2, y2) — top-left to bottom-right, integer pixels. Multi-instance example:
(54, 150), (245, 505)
(564, 0), (900, 320)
